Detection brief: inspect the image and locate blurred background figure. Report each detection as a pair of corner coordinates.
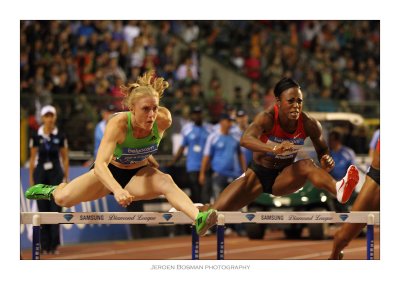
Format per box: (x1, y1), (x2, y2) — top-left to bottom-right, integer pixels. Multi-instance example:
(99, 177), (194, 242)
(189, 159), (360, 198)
(235, 109), (253, 167)
(167, 105), (212, 204)
(199, 112), (247, 236)
(94, 104), (116, 159)
(328, 129), (357, 212)
(28, 105), (69, 254)
(199, 113), (246, 204)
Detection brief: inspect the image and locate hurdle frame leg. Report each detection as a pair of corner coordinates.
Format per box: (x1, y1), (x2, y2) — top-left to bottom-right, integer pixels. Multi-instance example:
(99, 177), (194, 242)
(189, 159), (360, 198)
(191, 225), (199, 260)
(32, 215), (41, 260)
(217, 214), (225, 260)
(366, 214), (375, 260)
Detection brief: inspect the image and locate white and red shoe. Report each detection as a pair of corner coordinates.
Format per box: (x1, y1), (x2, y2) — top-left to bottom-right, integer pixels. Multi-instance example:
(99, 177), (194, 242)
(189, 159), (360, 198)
(336, 165), (360, 204)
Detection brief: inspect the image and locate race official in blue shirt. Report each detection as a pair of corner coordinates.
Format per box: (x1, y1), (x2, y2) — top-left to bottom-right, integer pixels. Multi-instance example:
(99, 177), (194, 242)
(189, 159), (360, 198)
(199, 113), (246, 202)
(167, 106), (212, 203)
(235, 109), (253, 166)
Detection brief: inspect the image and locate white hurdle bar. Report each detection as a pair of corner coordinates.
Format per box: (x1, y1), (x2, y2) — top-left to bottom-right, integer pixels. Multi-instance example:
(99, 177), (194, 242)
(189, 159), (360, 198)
(21, 211), (380, 260)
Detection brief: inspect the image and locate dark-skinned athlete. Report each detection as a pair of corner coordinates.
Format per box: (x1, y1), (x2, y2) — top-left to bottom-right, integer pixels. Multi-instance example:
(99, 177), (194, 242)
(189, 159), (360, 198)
(200, 77), (359, 232)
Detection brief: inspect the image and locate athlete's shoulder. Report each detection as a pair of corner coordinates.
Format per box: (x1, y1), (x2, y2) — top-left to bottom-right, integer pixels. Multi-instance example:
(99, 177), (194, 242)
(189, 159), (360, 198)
(264, 105), (275, 118)
(252, 107), (274, 134)
(103, 112), (128, 143)
(110, 111), (127, 121)
(301, 111), (320, 127)
(301, 111), (322, 137)
(253, 107), (274, 123)
(156, 107), (172, 130)
(300, 111), (313, 122)
(107, 111), (128, 127)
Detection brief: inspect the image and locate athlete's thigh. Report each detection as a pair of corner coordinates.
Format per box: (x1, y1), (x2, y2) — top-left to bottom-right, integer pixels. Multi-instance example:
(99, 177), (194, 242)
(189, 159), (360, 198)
(337, 178), (380, 239)
(351, 176), (380, 211)
(124, 166), (167, 200)
(272, 162), (308, 196)
(60, 169), (111, 203)
(213, 169), (263, 211)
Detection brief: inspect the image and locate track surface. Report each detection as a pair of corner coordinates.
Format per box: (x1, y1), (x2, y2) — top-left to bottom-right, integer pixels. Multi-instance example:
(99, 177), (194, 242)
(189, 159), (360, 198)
(21, 225), (380, 260)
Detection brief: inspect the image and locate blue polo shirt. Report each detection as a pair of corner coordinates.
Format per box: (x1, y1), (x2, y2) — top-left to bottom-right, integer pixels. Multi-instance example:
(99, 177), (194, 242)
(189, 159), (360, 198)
(204, 131), (241, 178)
(330, 146), (357, 180)
(181, 122), (212, 172)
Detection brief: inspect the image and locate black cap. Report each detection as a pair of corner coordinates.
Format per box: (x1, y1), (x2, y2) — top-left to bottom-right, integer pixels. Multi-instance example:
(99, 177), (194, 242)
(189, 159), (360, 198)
(191, 105), (203, 114)
(219, 113), (235, 121)
(236, 109), (247, 117)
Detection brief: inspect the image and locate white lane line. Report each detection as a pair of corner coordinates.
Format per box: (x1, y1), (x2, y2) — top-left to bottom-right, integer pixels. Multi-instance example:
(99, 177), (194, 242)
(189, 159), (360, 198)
(168, 240), (330, 260)
(283, 245), (380, 260)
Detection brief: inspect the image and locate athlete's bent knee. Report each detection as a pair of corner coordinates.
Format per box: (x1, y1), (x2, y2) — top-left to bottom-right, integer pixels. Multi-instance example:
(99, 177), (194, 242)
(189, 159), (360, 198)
(297, 159), (314, 168)
(157, 173), (175, 192)
(54, 186), (74, 208)
(296, 159), (315, 175)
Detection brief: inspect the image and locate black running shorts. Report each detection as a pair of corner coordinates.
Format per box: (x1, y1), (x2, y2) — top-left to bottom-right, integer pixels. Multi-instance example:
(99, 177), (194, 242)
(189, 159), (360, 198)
(91, 163), (147, 188)
(367, 165), (380, 186)
(248, 161), (282, 193)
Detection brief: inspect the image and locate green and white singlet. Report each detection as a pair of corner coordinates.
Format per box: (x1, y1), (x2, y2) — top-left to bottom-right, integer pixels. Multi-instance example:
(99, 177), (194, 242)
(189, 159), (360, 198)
(113, 112), (162, 165)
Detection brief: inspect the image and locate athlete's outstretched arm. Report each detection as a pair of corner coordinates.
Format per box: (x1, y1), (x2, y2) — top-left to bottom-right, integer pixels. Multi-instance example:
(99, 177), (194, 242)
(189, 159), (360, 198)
(148, 155), (160, 168)
(240, 112), (274, 152)
(303, 114), (334, 172)
(94, 116), (133, 207)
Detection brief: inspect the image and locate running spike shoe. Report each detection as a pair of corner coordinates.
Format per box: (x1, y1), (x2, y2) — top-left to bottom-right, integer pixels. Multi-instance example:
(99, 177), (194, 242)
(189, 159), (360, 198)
(25, 184), (56, 200)
(336, 165), (360, 204)
(195, 209), (217, 236)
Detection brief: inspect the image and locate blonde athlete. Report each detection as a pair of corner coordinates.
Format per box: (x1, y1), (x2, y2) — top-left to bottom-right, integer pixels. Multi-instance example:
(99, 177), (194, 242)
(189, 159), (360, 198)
(25, 70), (217, 236)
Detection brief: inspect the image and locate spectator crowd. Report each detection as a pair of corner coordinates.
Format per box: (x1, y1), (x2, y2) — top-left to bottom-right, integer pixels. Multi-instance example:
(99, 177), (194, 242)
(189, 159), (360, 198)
(20, 20), (380, 154)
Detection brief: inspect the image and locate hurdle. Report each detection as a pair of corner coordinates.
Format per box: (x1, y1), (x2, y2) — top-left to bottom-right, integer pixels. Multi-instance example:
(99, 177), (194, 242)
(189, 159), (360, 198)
(21, 211), (380, 260)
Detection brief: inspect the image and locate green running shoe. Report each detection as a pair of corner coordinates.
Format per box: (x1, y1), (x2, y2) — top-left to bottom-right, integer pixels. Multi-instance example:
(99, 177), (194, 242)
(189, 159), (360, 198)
(195, 209), (217, 236)
(25, 184), (56, 200)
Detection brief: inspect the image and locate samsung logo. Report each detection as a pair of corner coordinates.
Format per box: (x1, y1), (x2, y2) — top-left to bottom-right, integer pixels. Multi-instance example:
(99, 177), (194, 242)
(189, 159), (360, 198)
(261, 215), (284, 220)
(80, 215), (104, 220)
